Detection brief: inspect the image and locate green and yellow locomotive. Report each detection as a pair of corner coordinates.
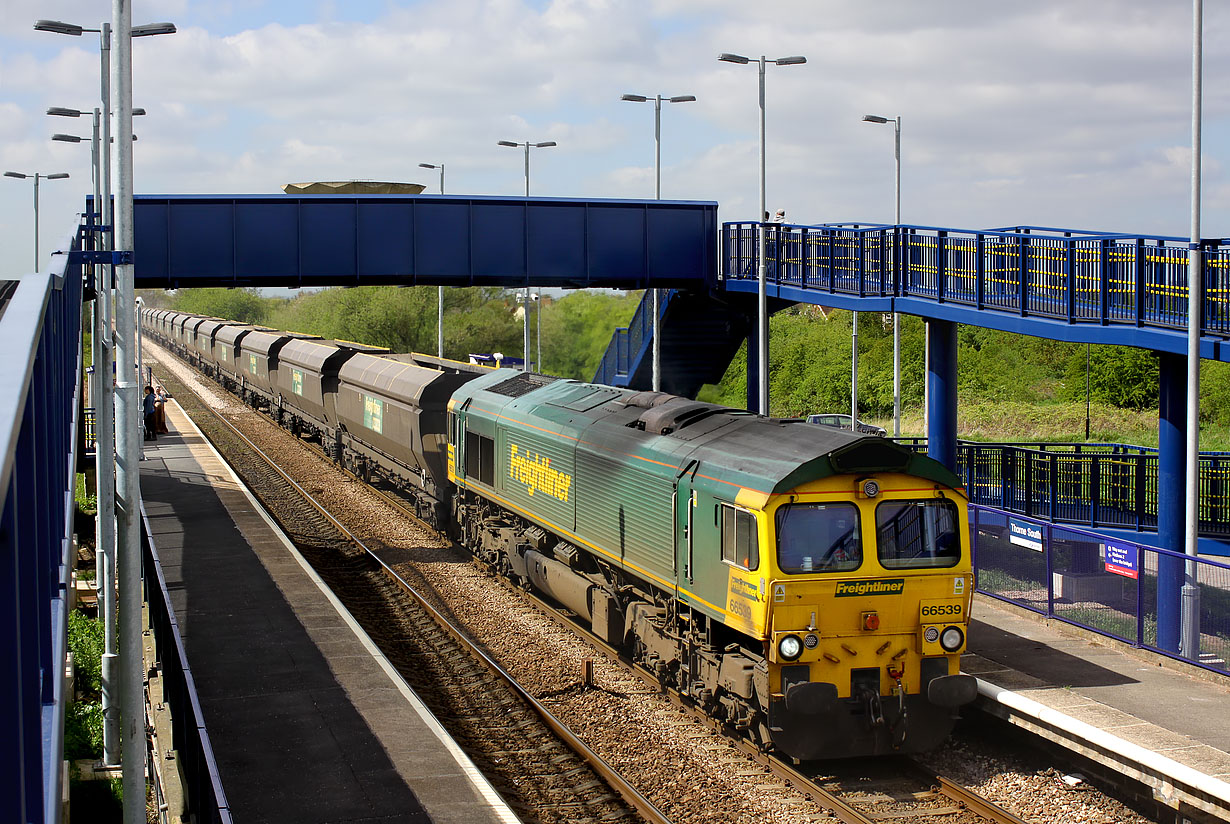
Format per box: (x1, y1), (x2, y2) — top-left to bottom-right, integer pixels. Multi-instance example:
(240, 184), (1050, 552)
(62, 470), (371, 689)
(448, 369), (977, 760)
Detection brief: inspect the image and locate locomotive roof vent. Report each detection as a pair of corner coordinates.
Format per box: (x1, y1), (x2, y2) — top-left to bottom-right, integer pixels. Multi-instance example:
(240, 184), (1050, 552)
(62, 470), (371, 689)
(637, 398), (726, 435)
(620, 390), (673, 410)
(487, 372), (560, 399)
(829, 439), (911, 474)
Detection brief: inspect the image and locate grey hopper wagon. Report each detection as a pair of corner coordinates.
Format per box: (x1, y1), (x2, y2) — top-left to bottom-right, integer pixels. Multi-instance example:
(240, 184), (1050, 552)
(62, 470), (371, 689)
(335, 352), (485, 500)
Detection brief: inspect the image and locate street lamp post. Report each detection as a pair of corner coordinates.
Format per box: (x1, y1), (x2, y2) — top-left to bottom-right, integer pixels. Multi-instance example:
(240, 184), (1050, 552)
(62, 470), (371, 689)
(419, 162), (447, 359)
(620, 93), (695, 393)
(39, 14), (177, 820)
(3, 171), (70, 271)
(718, 52), (806, 416)
(1182, 0), (1203, 660)
(498, 140), (557, 372)
(863, 114), (902, 437)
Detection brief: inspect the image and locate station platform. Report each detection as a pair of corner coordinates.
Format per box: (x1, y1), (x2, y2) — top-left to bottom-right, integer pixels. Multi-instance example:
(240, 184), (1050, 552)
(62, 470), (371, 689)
(966, 595), (1230, 819)
(140, 399), (520, 824)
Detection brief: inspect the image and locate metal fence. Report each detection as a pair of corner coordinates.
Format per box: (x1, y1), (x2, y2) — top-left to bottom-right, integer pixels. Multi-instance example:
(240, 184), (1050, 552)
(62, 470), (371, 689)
(897, 439), (1230, 537)
(592, 288), (678, 386)
(0, 247), (85, 824)
(973, 506), (1230, 674)
(723, 222), (1230, 335)
(141, 505), (232, 823)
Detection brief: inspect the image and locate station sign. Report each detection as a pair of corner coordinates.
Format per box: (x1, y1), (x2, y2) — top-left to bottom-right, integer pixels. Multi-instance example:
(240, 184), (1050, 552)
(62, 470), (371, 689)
(1008, 517), (1044, 552)
(1103, 541), (1139, 579)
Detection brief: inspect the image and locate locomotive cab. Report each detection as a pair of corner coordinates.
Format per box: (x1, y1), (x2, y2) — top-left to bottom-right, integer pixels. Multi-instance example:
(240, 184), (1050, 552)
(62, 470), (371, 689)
(754, 472), (978, 758)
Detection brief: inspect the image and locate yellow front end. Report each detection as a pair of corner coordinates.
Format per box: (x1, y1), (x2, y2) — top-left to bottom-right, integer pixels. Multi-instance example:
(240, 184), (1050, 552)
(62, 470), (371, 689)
(748, 472), (978, 758)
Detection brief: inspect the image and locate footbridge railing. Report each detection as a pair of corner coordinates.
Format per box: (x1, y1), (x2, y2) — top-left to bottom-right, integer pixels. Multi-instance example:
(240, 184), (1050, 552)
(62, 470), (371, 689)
(898, 439), (1230, 538)
(723, 223), (1230, 341)
(594, 288), (678, 385)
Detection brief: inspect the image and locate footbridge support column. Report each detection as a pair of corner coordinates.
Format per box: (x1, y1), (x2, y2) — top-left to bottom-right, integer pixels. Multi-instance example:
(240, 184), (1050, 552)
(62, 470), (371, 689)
(746, 317), (764, 414)
(1157, 352), (1186, 654)
(926, 319), (958, 473)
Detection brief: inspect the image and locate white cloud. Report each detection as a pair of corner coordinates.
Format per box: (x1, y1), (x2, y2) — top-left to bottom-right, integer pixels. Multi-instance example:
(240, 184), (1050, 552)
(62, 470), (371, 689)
(1, 0), (1229, 277)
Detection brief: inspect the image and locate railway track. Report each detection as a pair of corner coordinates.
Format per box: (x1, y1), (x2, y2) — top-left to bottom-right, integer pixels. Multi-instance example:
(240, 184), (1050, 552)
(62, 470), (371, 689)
(151, 344), (1146, 824)
(260, 399), (1031, 824)
(512, 589), (1030, 824)
(157, 365), (670, 824)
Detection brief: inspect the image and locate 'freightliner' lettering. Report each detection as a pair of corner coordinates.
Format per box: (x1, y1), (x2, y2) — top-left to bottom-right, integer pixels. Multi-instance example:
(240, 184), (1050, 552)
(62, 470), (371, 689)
(834, 579), (905, 597)
(509, 444), (573, 502)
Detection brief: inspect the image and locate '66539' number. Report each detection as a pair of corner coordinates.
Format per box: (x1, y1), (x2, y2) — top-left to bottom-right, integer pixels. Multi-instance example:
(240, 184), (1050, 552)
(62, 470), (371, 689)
(921, 603), (962, 618)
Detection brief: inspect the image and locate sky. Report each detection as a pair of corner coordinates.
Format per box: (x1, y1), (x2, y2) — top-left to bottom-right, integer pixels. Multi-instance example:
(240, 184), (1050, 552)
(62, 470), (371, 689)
(2, 0), (1229, 279)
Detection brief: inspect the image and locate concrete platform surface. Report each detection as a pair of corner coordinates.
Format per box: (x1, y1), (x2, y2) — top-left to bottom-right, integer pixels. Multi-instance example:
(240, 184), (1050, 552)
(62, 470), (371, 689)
(141, 399), (519, 824)
(967, 593), (1230, 817)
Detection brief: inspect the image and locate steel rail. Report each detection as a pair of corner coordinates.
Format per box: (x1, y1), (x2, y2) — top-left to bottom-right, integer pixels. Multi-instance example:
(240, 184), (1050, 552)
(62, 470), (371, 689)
(933, 773), (1032, 824)
(187, 393), (673, 824)
(515, 580), (1029, 824)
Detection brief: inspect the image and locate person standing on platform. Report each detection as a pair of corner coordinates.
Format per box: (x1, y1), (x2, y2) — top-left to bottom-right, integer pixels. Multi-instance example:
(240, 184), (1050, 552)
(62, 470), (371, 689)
(155, 384), (169, 434)
(772, 208), (786, 223)
(143, 386), (159, 441)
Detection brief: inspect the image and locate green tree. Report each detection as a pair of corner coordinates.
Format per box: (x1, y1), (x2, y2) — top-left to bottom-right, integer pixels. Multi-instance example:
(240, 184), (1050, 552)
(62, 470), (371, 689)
(170, 287), (272, 324)
(1060, 345), (1159, 410)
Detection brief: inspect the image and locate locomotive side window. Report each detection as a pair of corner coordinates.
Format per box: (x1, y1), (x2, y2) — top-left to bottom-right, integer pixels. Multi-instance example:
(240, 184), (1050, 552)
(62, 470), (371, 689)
(465, 430), (495, 486)
(775, 502), (862, 573)
(720, 504), (759, 571)
(875, 499), (961, 569)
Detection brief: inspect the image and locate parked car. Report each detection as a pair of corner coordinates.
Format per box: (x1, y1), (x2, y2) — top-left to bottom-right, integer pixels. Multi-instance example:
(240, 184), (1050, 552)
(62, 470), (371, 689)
(805, 413), (887, 437)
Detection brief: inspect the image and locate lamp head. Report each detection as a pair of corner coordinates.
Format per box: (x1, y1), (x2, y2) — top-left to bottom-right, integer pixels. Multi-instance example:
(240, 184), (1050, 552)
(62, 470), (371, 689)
(132, 108), (147, 116)
(418, 163), (438, 169)
(863, 114), (890, 124)
(621, 94), (648, 102)
(774, 55), (806, 66)
(497, 140), (520, 148)
(52, 134), (84, 143)
(34, 20), (84, 36)
(718, 52), (750, 64)
(533, 141), (557, 148)
(47, 173), (70, 180)
(4, 171), (28, 179)
(47, 107), (83, 118)
(669, 95), (696, 103)
(132, 22), (177, 37)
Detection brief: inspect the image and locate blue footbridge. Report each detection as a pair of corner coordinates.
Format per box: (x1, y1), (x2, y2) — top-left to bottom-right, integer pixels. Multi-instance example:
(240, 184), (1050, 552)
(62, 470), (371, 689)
(8, 192), (1230, 823)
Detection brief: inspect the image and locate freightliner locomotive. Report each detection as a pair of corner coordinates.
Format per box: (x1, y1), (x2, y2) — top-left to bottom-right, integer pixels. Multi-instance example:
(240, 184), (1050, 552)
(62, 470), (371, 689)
(144, 307), (978, 759)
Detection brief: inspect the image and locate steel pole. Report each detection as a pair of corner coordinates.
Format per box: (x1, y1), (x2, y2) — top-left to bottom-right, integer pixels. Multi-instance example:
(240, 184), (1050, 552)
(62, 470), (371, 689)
(852, 311), (859, 430)
(111, 2), (147, 818)
(524, 144), (531, 371)
(97, 20), (120, 767)
(33, 173), (40, 271)
(892, 117), (902, 437)
(437, 165), (445, 359)
(652, 96), (662, 392)
(1182, 0), (1203, 659)
(756, 56), (768, 416)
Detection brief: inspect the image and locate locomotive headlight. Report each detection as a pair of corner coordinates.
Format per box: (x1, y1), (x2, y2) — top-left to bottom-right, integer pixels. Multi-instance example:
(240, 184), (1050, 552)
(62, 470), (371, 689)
(803, 633), (819, 650)
(923, 626), (940, 644)
(778, 634), (803, 661)
(862, 479), (880, 498)
(940, 626), (965, 652)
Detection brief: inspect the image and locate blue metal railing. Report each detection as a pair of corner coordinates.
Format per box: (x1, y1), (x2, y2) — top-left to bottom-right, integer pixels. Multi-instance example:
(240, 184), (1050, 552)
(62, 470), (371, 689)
(141, 504), (232, 823)
(723, 222), (1230, 336)
(592, 288), (678, 386)
(972, 506), (1230, 675)
(899, 440), (1230, 537)
(0, 239), (85, 824)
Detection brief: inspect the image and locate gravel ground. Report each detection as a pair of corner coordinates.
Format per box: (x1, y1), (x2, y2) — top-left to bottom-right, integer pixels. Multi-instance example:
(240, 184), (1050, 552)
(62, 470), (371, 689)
(148, 343), (1161, 824)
